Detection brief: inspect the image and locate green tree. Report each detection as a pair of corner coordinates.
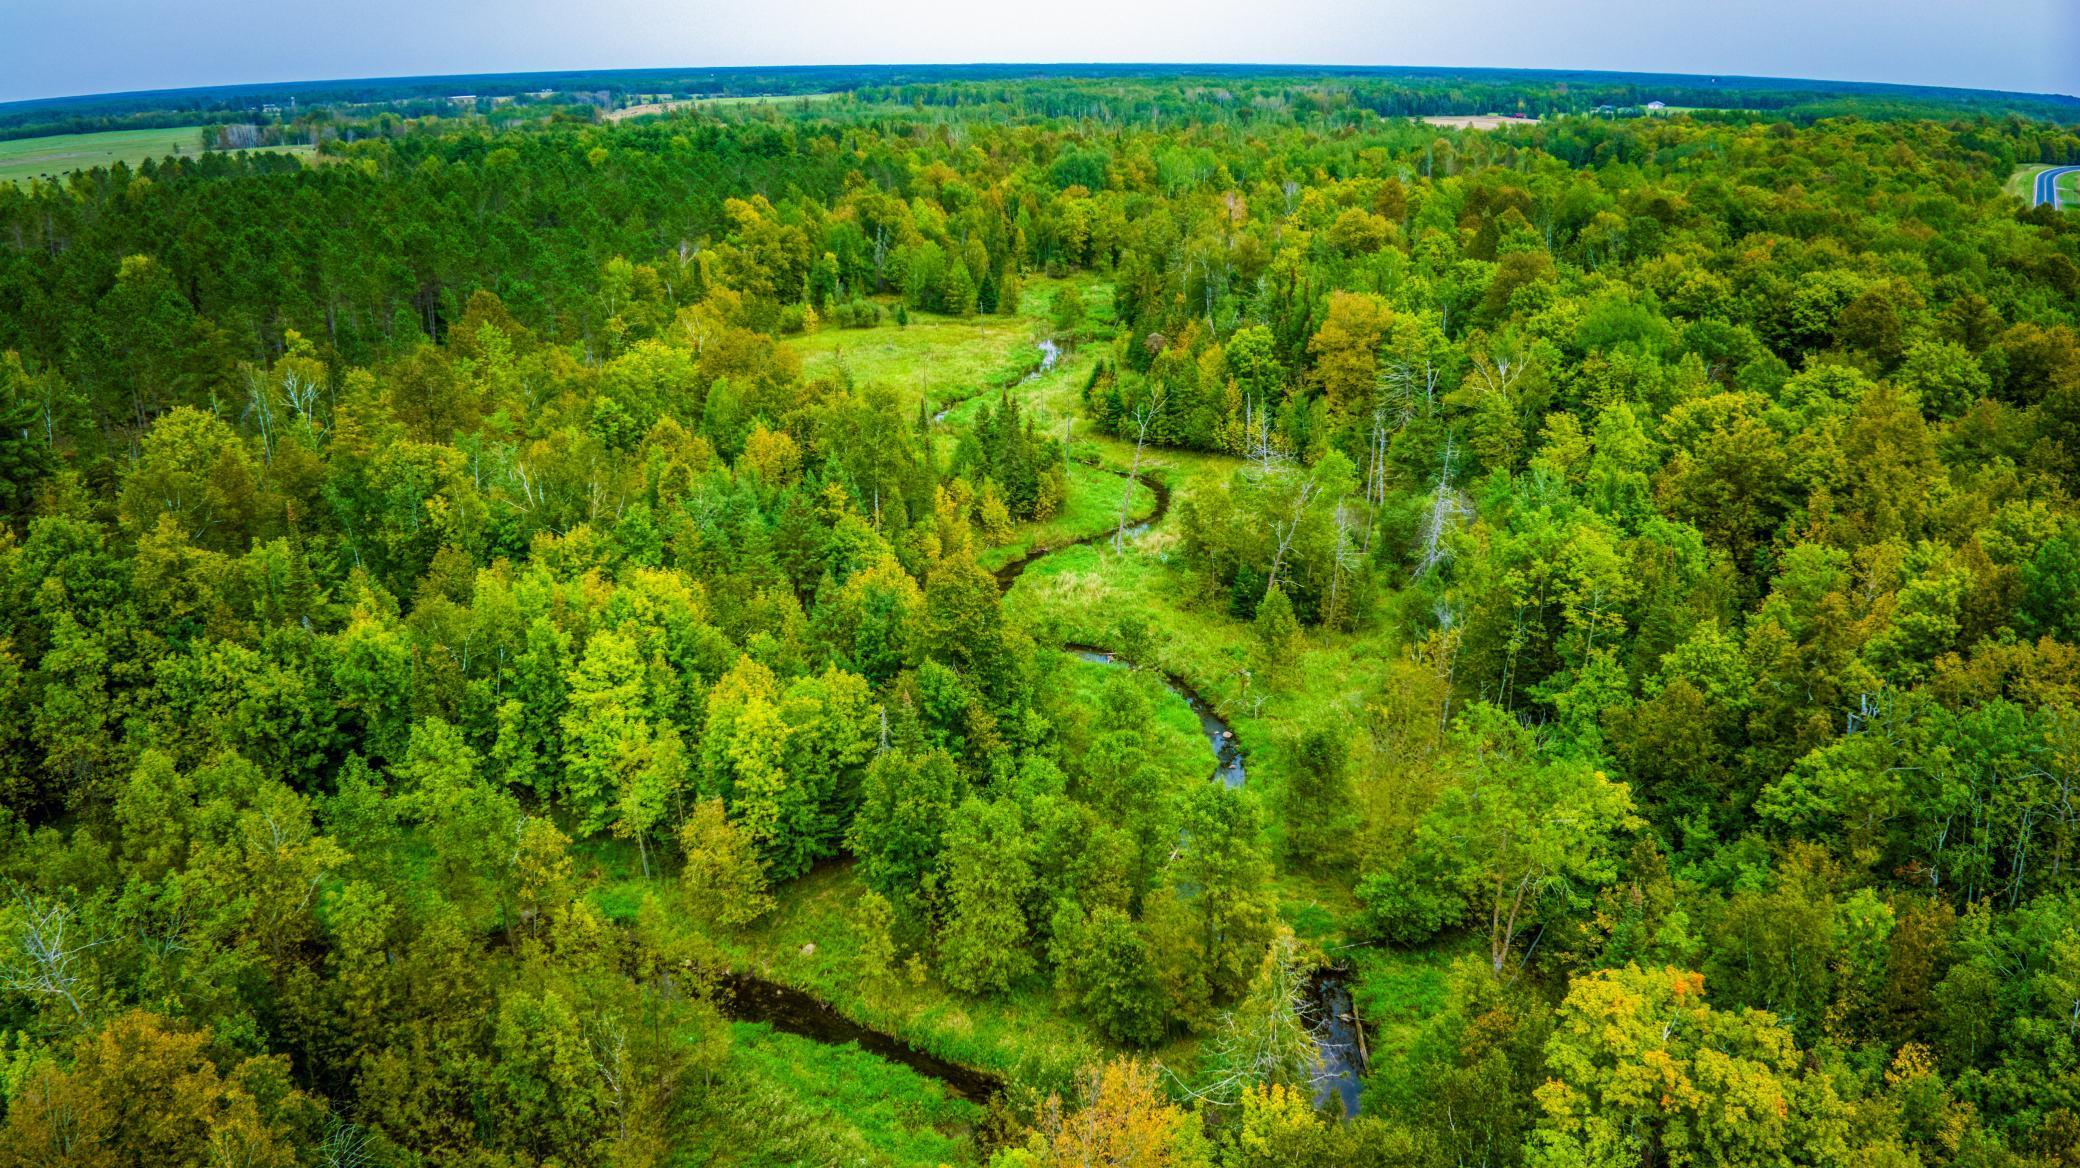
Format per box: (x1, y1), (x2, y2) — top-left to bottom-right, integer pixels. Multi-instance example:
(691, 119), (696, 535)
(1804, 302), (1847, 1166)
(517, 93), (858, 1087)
(849, 747), (962, 911)
(1053, 903), (1167, 1046)
(400, 716), (521, 921)
(562, 627), (682, 847)
(1530, 966), (1856, 1168)
(938, 796), (1037, 995)
(1149, 784), (1277, 1024)
(1275, 723), (1355, 868)
(1360, 704), (1637, 970)
(678, 796), (773, 930)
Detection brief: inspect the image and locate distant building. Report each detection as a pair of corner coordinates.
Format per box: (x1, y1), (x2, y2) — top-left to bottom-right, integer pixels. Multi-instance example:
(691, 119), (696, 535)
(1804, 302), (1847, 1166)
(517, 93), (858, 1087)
(1646, 101), (1667, 111)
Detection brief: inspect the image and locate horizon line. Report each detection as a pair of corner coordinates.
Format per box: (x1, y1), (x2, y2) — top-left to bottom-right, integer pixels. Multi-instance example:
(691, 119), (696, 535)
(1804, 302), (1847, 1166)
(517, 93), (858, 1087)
(5, 60), (2076, 112)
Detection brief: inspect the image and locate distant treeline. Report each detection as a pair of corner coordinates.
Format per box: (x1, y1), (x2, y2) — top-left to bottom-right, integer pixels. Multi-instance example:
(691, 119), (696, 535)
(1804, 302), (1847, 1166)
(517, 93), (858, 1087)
(0, 65), (877, 139)
(855, 69), (2080, 126)
(2, 63), (2075, 142)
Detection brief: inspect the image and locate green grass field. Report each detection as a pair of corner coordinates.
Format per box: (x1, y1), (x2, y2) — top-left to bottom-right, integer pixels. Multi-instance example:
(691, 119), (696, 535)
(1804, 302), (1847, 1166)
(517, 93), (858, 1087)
(1345, 940), (1480, 1114)
(686, 1021), (982, 1168)
(0, 126), (312, 184)
(784, 311), (1044, 415)
(700, 92), (841, 106)
(975, 461), (1155, 572)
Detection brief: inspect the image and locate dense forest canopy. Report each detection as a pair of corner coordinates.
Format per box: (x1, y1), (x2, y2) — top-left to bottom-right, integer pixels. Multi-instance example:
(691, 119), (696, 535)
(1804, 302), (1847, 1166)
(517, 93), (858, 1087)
(1, 70), (2079, 1168)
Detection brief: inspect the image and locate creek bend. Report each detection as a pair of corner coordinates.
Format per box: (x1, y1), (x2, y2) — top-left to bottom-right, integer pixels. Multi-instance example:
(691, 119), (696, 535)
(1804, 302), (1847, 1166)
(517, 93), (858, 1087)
(723, 341), (1365, 1116)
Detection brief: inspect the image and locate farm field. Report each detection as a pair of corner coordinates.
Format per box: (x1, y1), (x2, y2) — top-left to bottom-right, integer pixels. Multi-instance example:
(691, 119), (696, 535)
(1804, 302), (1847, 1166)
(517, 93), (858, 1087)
(607, 91), (841, 120)
(0, 125), (311, 183)
(1416, 113), (1539, 129)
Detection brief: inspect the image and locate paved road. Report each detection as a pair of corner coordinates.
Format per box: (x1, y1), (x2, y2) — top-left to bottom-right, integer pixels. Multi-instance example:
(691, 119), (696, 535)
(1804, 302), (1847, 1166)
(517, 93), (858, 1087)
(2034, 165), (2080, 209)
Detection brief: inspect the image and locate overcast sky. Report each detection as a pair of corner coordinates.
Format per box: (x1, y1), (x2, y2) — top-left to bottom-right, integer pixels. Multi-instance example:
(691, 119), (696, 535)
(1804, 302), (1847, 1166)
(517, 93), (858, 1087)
(1, 0), (2074, 105)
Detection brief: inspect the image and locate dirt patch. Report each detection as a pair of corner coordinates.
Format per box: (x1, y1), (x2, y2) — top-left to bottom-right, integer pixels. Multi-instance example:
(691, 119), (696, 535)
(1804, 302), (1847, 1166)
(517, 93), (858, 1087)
(1418, 115), (1540, 130)
(605, 101), (693, 123)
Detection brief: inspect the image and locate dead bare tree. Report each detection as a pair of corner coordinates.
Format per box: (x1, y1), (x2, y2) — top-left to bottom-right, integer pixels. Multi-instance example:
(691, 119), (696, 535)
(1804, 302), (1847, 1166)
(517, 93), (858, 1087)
(1115, 385), (1166, 553)
(280, 361), (323, 429)
(243, 366), (278, 463)
(1265, 470), (1323, 596)
(1, 892), (106, 1020)
(1165, 934), (1324, 1108)
(1416, 432), (1471, 578)
(1466, 331), (1529, 401)
(1324, 500), (1362, 629)
(1380, 344), (1442, 424)
(315, 1116), (377, 1168)
(1242, 392), (1285, 475)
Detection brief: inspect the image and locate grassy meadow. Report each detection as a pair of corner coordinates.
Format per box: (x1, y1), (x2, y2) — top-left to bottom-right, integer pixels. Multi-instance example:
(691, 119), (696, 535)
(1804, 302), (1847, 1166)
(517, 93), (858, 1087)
(0, 125), (313, 184)
(683, 1021), (983, 1167)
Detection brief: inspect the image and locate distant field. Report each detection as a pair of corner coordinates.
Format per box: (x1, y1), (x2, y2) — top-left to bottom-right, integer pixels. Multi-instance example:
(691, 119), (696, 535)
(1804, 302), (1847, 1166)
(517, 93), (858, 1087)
(606, 92), (840, 121)
(699, 91), (838, 106)
(1418, 114), (1540, 130)
(0, 126), (311, 184)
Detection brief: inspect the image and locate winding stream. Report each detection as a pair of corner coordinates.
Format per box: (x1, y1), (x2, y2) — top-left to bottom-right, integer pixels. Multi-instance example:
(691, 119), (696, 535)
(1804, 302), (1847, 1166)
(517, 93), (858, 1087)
(990, 465), (1168, 592)
(988, 448), (1365, 1115)
(1065, 645), (1244, 787)
(716, 973), (1006, 1103)
(725, 331), (1365, 1117)
(1054, 640), (1364, 1115)
(934, 337), (1059, 423)
(1306, 972), (1366, 1117)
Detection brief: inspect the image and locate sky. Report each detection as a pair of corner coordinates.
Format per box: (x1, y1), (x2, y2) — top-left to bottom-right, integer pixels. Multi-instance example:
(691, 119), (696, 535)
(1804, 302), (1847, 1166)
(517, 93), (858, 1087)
(1, 0), (2075, 105)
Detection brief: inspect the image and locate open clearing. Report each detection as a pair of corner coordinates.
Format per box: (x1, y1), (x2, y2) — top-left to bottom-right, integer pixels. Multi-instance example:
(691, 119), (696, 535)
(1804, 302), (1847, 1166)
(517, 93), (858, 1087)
(0, 126), (311, 184)
(606, 92), (840, 121)
(1418, 114), (1540, 130)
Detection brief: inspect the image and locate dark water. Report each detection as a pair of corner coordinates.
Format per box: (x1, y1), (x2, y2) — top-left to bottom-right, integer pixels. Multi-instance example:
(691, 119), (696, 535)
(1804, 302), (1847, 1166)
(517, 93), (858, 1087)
(991, 469), (1171, 592)
(1306, 971), (1366, 1118)
(1027, 338), (1061, 381)
(717, 972), (1005, 1103)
